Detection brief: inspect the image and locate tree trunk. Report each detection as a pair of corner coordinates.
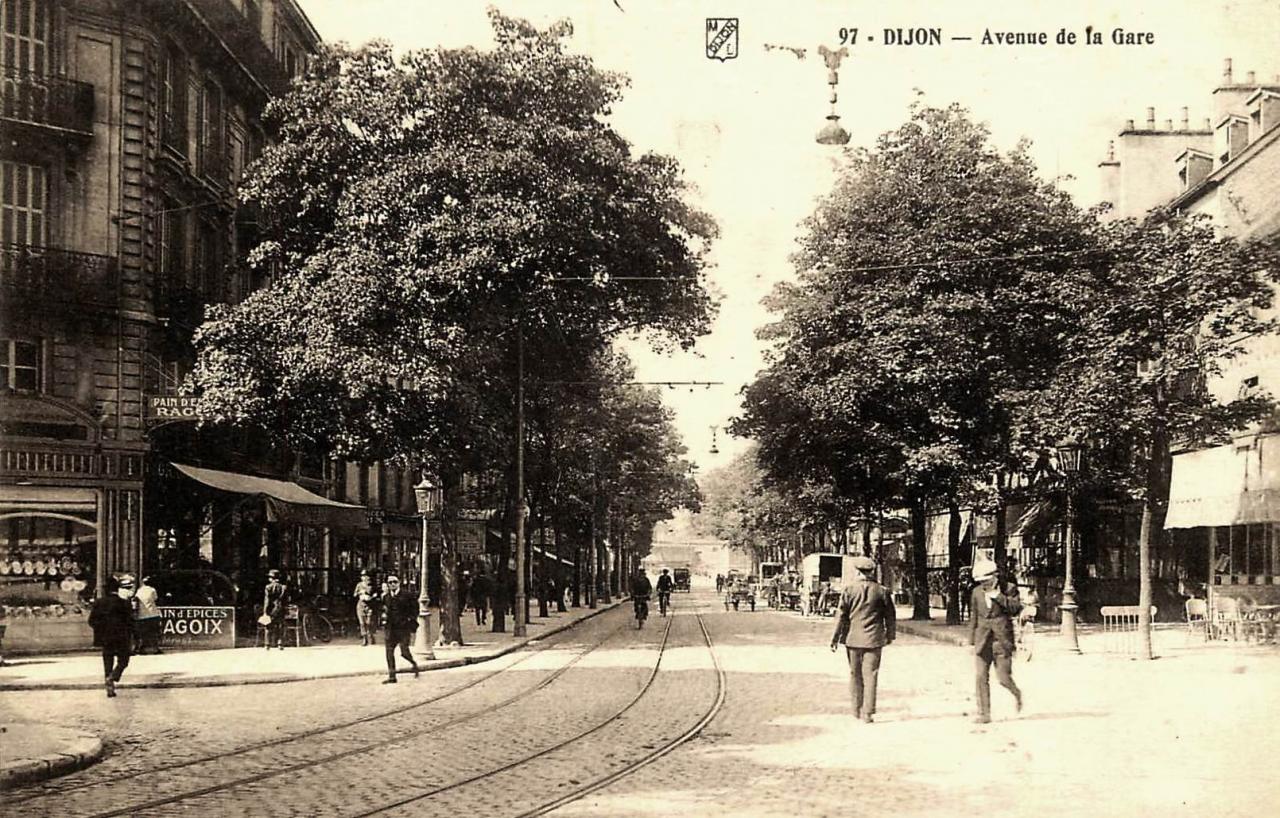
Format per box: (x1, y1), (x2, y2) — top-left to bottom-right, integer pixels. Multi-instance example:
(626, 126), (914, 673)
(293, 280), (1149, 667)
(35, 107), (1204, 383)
(587, 491), (598, 609)
(945, 501), (962, 626)
(438, 470), (464, 645)
(554, 517), (567, 612)
(537, 516), (548, 618)
(910, 500), (930, 620)
(994, 478), (1008, 579)
(861, 507), (873, 557)
(1138, 382), (1169, 660)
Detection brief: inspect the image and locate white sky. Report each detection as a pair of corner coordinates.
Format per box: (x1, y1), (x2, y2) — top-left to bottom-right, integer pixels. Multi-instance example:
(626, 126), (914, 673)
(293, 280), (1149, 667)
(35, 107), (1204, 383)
(299, 0), (1280, 472)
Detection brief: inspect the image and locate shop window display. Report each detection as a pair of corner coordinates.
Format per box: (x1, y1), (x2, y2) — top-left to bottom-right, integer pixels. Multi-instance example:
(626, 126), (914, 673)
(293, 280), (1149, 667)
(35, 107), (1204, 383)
(1, 514), (97, 631)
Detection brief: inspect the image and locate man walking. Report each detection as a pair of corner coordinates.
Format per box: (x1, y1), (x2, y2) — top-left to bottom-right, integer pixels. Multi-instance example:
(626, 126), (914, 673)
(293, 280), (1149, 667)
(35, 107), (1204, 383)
(89, 575), (136, 698)
(469, 568), (491, 625)
(970, 558), (1023, 723)
(830, 556), (895, 723)
(381, 575), (421, 684)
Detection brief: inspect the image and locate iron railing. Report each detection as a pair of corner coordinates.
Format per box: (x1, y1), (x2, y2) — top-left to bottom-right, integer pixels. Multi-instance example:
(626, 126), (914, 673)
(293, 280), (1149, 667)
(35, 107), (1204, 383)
(0, 244), (118, 306)
(0, 69), (94, 135)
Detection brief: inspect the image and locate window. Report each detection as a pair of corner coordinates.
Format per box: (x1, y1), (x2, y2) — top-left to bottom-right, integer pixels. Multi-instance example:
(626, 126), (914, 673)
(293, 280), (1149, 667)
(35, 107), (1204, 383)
(243, 0), (262, 33)
(160, 48), (188, 153)
(159, 195), (187, 283)
(198, 80), (224, 180)
(1, 160), (45, 246)
(1, 338), (41, 392)
(1, 0), (50, 75)
(193, 219), (223, 299)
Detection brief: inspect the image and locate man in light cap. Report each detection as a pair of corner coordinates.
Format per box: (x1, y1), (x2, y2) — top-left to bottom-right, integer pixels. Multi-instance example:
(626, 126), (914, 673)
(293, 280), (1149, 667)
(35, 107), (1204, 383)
(830, 556), (896, 723)
(969, 557), (1023, 723)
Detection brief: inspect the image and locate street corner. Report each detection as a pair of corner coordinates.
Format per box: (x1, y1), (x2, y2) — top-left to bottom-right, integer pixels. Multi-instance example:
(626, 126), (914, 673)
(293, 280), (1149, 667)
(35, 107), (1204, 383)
(0, 723), (104, 790)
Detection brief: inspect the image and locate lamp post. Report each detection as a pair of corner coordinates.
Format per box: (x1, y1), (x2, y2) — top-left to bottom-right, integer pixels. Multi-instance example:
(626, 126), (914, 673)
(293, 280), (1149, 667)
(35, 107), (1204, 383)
(1055, 441), (1084, 655)
(514, 497), (530, 636)
(413, 477), (439, 660)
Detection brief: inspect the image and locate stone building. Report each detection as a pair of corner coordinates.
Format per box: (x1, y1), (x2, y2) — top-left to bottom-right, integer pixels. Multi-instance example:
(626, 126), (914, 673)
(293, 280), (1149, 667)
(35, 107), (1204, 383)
(0, 0), (334, 651)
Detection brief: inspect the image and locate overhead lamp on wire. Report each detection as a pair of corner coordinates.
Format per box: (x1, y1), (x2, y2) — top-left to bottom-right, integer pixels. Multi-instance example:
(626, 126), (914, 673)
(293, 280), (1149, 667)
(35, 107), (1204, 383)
(709, 425), (721, 455)
(815, 45), (851, 146)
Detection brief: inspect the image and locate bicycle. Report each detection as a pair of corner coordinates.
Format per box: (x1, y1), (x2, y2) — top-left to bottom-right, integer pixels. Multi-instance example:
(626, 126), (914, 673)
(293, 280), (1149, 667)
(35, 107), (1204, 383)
(658, 591), (671, 617)
(633, 594), (649, 629)
(301, 601), (334, 644)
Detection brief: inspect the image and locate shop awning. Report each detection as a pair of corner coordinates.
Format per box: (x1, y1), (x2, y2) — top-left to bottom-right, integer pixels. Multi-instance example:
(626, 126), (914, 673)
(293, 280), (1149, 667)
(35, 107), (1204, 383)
(172, 463), (369, 530)
(1165, 434), (1280, 529)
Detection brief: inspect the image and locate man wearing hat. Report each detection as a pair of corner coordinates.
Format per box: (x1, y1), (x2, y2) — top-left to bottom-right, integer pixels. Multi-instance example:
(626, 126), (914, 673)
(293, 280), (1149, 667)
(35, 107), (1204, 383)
(380, 575), (422, 683)
(353, 570), (376, 646)
(830, 556), (896, 723)
(969, 557), (1023, 723)
(263, 569), (290, 649)
(89, 574), (136, 697)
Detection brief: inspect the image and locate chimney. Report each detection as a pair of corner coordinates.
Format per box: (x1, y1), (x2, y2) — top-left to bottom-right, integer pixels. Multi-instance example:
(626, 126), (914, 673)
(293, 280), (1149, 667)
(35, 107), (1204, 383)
(1146, 107), (1156, 129)
(1224, 58), (1234, 84)
(1181, 107), (1190, 129)
(1125, 118), (1135, 130)
(1247, 70), (1257, 84)
(1165, 119), (1174, 130)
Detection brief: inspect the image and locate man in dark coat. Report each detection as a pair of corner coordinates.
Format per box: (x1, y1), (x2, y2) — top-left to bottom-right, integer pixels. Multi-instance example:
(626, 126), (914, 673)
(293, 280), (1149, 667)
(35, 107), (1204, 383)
(830, 557), (896, 723)
(89, 574), (136, 698)
(469, 569), (491, 626)
(381, 575), (421, 683)
(262, 569), (290, 649)
(970, 558), (1023, 723)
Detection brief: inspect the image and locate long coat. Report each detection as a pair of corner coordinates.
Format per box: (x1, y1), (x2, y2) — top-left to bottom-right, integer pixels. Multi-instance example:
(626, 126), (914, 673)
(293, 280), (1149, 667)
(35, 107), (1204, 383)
(89, 595), (135, 650)
(970, 584), (1021, 654)
(832, 576), (896, 649)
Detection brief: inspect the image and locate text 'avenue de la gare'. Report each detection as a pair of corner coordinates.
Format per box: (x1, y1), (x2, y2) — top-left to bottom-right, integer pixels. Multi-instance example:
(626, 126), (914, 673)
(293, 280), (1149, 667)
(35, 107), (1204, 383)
(840, 27), (1157, 46)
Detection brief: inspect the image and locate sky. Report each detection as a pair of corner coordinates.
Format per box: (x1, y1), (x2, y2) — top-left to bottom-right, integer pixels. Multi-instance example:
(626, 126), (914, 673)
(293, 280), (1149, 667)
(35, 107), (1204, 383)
(298, 0), (1280, 473)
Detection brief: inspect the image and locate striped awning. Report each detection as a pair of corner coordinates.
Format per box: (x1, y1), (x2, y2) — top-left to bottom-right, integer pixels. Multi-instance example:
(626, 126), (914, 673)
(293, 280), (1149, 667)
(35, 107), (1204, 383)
(1165, 435), (1280, 529)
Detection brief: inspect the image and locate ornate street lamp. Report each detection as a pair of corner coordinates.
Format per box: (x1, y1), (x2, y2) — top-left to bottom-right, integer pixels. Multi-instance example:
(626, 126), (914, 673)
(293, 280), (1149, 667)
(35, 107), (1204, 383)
(815, 45), (851, 146)
(1055, 440), (1084, 655)
(413, 476), (440, 660)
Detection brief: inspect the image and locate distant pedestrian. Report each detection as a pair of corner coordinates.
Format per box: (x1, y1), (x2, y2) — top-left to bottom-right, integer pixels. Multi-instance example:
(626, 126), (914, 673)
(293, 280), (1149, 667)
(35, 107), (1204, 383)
(263, 569), (290, 649)
(134, 575), (162, 654)
(469, 570), (491, 625)
(354, 570), (376, 645)
(90, 575), (136, 698)
(969, 558), (1023, 724)
(715, 573), (724, 594)
(829, 557), (896, 723)
(381, 575), (421, 684)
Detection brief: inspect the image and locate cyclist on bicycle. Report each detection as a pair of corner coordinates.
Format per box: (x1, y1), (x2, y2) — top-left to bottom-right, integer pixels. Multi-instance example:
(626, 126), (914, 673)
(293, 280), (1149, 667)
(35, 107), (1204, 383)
(656, 569), (674, 617)
(631, 569), (652, 627)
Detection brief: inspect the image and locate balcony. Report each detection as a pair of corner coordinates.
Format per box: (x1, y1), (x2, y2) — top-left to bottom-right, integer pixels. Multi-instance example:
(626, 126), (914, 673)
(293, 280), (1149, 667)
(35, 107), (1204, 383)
(1, 70), (95, 138)
(155, 275), (223, 332)
(145, 0), (290, 97)
(0, 244), (119, 313)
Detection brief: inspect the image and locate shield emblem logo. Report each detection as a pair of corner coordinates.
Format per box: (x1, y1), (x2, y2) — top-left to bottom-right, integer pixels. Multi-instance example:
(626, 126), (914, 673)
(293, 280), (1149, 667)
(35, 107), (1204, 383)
(706, 18), (739, 61)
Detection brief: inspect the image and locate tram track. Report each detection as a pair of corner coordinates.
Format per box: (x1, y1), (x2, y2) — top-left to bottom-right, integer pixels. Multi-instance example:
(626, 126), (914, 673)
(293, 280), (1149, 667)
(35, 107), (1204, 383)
(0, 612), (624, 815)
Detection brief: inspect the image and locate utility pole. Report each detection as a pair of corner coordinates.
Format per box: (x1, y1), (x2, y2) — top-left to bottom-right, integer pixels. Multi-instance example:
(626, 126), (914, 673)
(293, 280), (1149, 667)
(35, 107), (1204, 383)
(514, 317), (528, 637)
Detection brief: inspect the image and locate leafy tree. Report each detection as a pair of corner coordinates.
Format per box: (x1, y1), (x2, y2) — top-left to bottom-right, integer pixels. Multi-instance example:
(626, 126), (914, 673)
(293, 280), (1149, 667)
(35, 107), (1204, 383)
(739, 101), (1100, 621)
(1022, 212), (1279, 658)
(190, 13), (716, 643)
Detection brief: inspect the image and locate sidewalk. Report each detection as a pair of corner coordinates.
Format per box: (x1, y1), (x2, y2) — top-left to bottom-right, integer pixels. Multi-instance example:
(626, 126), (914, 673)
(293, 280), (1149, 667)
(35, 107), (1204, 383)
(892, 604), (1237, 656)
(0, 600), (620, 691)
(0, 723), (103, 790)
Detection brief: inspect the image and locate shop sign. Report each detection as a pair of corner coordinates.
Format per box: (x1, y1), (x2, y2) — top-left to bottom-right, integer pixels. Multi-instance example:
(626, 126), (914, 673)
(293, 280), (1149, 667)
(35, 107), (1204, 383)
(147, 395), (200, 423)
(456, 520), (485, 556)
(158, 606), (235, 650)
(366, 508), (386, 526)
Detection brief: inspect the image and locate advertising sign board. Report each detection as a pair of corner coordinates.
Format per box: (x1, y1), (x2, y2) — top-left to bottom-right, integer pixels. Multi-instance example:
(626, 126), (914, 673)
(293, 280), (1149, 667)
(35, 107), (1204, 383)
(158, 606), (236, 650)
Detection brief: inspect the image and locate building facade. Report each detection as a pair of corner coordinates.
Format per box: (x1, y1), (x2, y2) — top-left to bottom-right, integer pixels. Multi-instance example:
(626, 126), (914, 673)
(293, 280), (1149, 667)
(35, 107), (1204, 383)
(0, 0), (334, 651)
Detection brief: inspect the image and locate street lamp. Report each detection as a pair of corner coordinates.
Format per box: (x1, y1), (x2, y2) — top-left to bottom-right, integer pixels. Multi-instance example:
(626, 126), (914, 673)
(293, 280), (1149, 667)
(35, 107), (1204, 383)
(514, 497), (530, 636)
(1055, 440), (1084, 655)
(815, 45), (851, 146)
(413, 476), (440, 660)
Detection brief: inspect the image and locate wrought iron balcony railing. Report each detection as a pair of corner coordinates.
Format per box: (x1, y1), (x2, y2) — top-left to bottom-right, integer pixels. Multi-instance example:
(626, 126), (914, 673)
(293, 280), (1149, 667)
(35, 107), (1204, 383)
(1, 69), (94, 136)
(0, 243), (119, 307)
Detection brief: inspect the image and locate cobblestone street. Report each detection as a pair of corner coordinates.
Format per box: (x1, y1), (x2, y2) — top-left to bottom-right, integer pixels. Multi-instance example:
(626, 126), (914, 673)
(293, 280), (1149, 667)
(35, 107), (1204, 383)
(5, 587), (1278, 817)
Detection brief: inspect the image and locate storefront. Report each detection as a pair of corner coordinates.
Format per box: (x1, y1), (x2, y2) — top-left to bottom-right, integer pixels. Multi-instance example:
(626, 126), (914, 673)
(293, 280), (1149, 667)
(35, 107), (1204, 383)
(1166, 433), (1280, 612)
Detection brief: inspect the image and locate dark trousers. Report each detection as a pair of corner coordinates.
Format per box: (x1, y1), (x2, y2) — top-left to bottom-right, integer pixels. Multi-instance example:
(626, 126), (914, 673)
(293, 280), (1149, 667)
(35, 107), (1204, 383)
(385, 629), (417, 678)
(267, 617), (286, 647)
(474, 603), (487, 625)
(844, 646), (882, 720)
(975, 641), (1021, 718)
(102, 647), (130, 681)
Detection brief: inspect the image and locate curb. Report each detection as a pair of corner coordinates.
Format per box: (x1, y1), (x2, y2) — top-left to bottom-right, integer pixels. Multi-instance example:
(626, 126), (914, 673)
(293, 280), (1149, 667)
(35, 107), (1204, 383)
(0, 730), (104, 790)
(896, 620), (971, 647)
(0, 601), (623, 692)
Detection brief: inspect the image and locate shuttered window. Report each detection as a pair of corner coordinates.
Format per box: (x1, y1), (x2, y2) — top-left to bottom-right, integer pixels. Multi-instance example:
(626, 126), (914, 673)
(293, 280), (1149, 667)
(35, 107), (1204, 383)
(1, 160), (46, 246)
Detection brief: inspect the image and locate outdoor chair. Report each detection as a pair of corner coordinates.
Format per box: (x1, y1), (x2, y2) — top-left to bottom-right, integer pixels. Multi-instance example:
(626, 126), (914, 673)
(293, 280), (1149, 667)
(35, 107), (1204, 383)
(1211, 596), (1243, 641)
(1184, 598), (1208, 643)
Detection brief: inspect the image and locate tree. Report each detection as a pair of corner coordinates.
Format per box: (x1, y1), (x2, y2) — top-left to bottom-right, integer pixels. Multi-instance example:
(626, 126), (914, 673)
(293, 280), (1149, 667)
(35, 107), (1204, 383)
(190, 13), (716, 643)
(739, 101), (1100, 621)
(1021, 212), (1279, 658)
